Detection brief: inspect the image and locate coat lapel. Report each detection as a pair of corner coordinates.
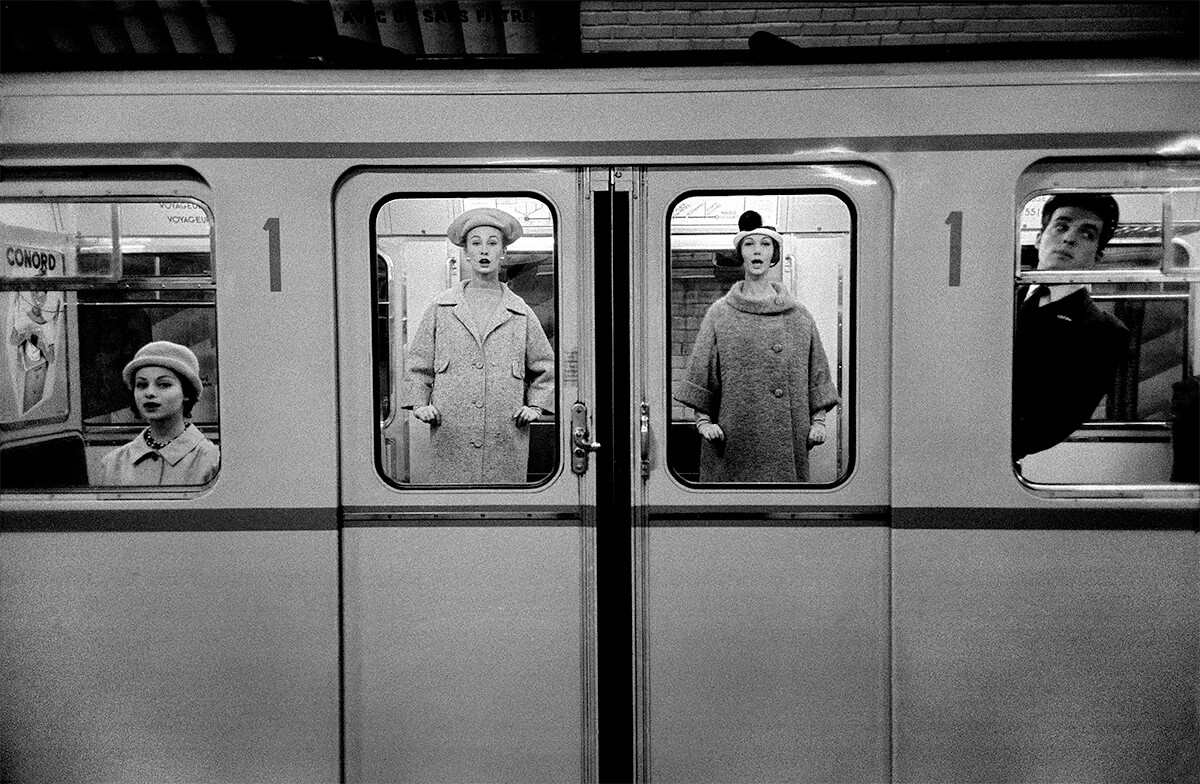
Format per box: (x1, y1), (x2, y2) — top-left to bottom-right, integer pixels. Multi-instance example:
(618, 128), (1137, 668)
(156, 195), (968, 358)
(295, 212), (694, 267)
(437, 281), (524, 346)
(437, 282), (485, 346)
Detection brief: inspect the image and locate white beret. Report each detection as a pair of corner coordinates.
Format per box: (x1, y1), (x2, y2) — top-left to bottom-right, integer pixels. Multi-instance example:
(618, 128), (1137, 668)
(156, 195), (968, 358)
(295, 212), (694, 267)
(733, 226), (783, 249)
(447, 208), (523, 247)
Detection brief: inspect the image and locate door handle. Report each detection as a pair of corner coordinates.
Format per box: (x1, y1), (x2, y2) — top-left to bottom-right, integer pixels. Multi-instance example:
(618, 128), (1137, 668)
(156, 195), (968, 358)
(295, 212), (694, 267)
(640, 401), (650, 480)
(571, 401), (601, 475)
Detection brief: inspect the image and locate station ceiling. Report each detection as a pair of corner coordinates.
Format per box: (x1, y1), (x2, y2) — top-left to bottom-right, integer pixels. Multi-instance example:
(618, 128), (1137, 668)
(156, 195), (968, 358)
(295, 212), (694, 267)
(1, 0), (1196, 72)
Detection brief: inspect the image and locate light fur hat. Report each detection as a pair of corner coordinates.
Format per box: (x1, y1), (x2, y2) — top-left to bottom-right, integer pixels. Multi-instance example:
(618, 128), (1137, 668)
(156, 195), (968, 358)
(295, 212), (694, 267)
(447, 207), (523, 247)
(122, 340), (203, 401)
(733, 209), (783, 250)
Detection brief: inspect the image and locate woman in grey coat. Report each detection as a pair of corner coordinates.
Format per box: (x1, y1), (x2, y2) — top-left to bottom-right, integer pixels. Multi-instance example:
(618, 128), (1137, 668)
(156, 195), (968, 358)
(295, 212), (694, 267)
(405, 207), (555, 484)
(675, 211), (839, 483)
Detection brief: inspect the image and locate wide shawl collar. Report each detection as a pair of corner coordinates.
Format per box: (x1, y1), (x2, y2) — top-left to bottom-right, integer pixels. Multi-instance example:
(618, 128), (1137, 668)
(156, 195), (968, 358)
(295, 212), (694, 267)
(723, 281), (798, 315)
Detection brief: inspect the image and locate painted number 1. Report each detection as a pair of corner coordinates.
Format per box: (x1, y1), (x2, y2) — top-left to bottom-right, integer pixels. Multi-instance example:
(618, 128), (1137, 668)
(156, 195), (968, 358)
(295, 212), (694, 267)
(263, 217), (281, 292)
(945, 211), (962, 287)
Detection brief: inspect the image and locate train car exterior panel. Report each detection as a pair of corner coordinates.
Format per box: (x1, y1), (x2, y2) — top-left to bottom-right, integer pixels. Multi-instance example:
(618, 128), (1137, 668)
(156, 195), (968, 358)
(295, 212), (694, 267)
(342, 526), (585, 783)
(201, 157), (342, 510)
(0, 530), (340, 783)
(891, 148), (1200, 509)
(644, 526), (890, 782)
(893, 527), (1199, 781)
(885, 133), (1199, 780)
(1, 62), (1197, 783)
(890, 146), (1047, 510)
(332, 164), (596, 781)
(4, 70), (1200, 155)
(0, 160), (344, 780)
(631, 159), (893, 780)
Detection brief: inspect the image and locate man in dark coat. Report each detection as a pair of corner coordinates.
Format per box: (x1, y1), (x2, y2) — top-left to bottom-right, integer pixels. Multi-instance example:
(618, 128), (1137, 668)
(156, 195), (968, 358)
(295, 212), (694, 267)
(1014, 193), (1130, 460)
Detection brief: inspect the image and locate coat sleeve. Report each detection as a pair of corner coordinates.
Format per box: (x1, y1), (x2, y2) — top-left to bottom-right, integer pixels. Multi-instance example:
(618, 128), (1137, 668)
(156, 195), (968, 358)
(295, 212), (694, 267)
(404, 303), (438, 409)
(98, 446), (117, 485)
(675, 307), (721, 417)
(1049, 318), (1130, 449)
(1085, 319), (1131, 412)
(200, 444), (221, 485)
(807, 318), (840, 414)
(523, 304), (556, 413)
(1017, 311), (1130, 458)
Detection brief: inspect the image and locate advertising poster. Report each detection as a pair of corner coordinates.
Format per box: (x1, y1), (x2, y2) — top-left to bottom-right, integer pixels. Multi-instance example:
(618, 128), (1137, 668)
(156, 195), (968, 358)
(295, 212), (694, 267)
(1, 223), (71, 429)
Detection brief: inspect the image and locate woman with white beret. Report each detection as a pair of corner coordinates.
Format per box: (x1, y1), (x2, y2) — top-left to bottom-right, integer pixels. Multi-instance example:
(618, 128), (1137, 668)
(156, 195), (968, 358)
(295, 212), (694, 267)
(98, 340), (220, 486)
(675, 210), (838, 483)
(405, 207), (555, 484)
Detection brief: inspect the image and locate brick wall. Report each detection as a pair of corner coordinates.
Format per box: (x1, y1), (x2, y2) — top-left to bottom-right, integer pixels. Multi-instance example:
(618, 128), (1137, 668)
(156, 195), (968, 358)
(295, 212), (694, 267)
(671, 270), (738, 421)
(580, 2), (1196, 53)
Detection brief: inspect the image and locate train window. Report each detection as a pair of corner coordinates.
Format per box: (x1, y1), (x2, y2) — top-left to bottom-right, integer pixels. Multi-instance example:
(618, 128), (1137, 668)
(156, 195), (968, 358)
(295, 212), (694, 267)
(1014, 189), (1198, 487)
(0, 200), (220, 490)
(668, 192), (851, 486)
(372, 195), (558, 486)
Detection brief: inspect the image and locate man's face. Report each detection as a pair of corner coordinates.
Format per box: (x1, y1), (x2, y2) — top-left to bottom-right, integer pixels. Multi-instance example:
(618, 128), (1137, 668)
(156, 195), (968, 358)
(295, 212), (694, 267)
(1036, 206), (1104, 271)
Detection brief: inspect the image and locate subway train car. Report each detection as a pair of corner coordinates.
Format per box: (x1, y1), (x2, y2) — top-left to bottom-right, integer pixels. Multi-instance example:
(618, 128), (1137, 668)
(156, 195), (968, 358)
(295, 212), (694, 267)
(1, 59), (1198, 783)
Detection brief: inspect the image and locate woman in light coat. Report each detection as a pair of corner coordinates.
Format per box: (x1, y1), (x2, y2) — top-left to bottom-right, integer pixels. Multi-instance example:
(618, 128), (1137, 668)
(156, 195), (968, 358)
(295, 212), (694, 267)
(99, 340), (220, 486)
(675, 211), (838, 482)
(405, 207), (555, 484)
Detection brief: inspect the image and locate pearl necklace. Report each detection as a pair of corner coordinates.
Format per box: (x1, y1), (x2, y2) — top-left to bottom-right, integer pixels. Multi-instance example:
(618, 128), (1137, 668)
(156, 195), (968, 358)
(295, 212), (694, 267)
(144, 421), (190, 450)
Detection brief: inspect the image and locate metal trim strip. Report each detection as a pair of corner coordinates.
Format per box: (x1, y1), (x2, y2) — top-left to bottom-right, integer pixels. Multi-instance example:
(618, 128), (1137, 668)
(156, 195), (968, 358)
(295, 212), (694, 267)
(644, 506), (1197, 529)
(1, 507), (338, 532)
(892, 506), (1198, 531)
(644, 505), (891, 526)
(4, 506), (1190, 531)
(0, 277), (215, 291)
(342, 506), (582, 527)
(1, 132), (1190, 161)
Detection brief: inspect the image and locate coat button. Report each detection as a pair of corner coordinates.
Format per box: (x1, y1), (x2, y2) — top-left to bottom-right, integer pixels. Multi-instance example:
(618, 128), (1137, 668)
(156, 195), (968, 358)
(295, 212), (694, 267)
(473, 361), (484, 369)
(772, 343), (783, 353)
(775, 297), (784, 305)
(472, 440), (482, 448)
(773, 388), (784, 397)
(473, 400), (483, 408)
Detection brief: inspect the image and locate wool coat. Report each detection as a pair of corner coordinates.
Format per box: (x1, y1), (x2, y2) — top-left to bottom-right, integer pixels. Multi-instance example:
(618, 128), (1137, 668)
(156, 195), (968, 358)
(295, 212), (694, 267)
(405, 281), (555, 483)
(98, 424), (220, 486)
(675, 281), (839, 483)
(1014, 286), (1129, 458)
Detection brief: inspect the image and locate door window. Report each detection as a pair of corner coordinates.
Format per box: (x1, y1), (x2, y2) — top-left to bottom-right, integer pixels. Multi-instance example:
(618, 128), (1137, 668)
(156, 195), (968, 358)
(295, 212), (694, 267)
(667, 192), (853, 486)
(372, 194), (558, 486)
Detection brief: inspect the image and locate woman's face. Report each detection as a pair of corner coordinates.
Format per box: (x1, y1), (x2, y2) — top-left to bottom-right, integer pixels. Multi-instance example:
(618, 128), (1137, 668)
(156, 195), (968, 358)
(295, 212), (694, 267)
(464, 226), (505, 279)
(134, 365), (186, 423)
(740, 234), (775, 279)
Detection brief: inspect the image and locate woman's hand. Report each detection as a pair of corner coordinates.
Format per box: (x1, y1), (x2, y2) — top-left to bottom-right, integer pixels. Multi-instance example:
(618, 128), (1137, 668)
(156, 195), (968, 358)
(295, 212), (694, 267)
(697, 420), (724, 442)
(807, 420), (826, 448)
(413, 405), (440, 424)
(514, 406), (542, 427)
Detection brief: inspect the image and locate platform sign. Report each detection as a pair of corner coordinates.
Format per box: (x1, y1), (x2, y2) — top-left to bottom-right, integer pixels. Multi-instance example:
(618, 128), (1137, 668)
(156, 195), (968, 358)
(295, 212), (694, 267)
(461, 197), (553, 235)
(68, 201), (212, 239)
(119, 201), (211, 236)
(1, 223), (71, 430)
